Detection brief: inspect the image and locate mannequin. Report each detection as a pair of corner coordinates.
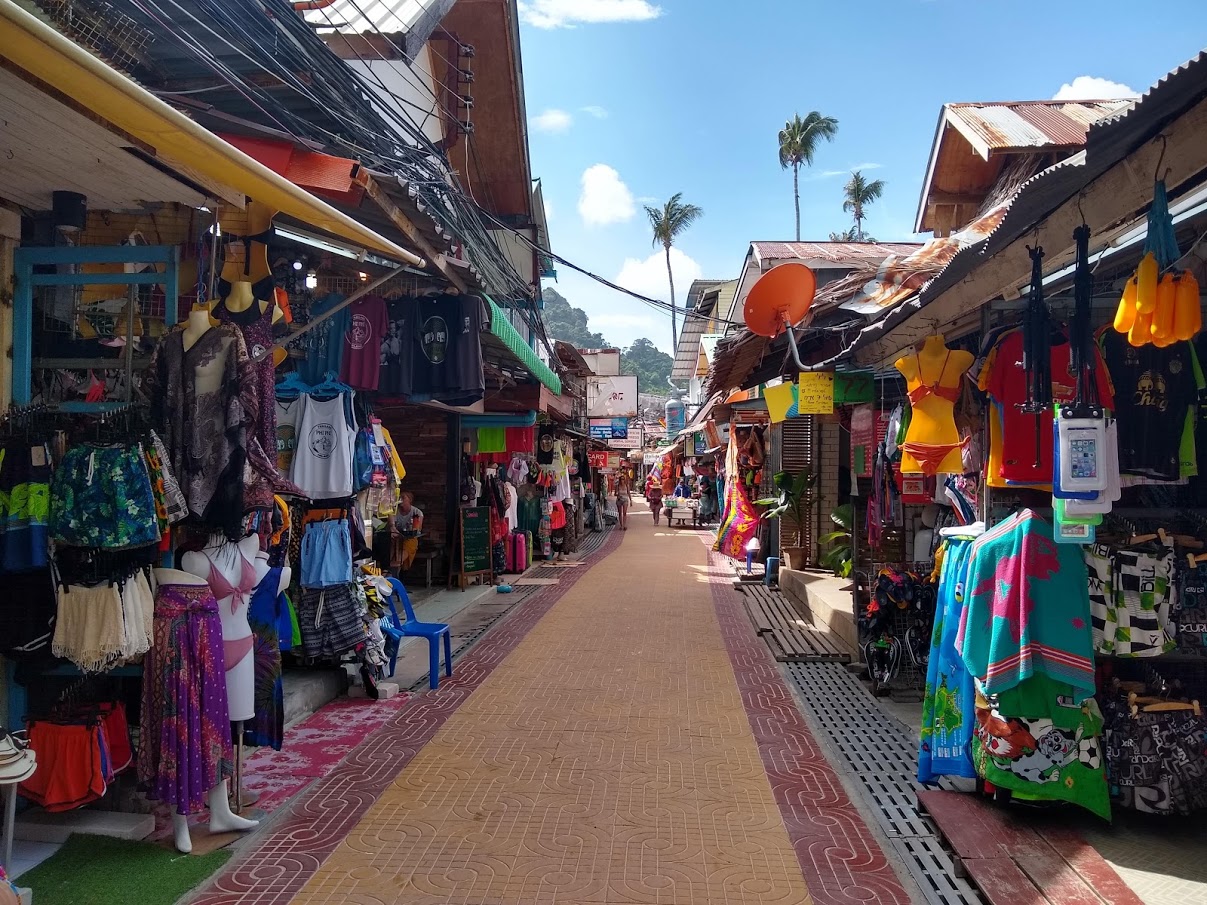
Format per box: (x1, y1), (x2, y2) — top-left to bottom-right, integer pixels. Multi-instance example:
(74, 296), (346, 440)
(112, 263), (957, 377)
(895, 334), (974, 476)
(181, 303), (214, 352)
(147, 568), (258, 854)
(182, 534), (262, 722)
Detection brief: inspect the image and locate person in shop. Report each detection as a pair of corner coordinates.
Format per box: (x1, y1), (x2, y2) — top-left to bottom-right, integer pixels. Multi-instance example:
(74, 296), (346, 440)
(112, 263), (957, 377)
(645, 472), (664, 525)
(616, 471), (632, 530)
(391, 492), (424, 577)
(673, 476), (693, 499)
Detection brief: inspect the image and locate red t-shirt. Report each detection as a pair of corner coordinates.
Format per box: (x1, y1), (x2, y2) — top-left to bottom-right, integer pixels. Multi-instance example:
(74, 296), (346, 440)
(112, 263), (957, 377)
(985, 330), (1115, 484)
(340, 294), (388, 391)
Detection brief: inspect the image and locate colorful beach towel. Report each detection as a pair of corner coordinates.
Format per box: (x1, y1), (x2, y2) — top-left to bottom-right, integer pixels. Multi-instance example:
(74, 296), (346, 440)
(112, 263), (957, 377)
(713, 432), (759, 559)
(956, 509), (1096, 703)
(919, 536), (978, 783)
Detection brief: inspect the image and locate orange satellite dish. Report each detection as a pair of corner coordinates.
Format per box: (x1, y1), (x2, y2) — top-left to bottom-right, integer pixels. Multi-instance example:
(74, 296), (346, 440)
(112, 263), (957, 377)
(743, 262), (816, 338)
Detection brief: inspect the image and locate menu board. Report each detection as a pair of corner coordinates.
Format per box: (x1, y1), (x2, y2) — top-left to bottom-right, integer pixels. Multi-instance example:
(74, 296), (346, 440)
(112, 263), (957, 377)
(459, 506), (492, 576)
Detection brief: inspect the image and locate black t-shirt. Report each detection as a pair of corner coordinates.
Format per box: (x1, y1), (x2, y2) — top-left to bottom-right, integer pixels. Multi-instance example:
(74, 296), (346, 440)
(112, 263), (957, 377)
(379, 296), (415, 397)
(536, 426), (556, 465)
(1101, 330), (1196, 480)
(410, 294), (486, 405)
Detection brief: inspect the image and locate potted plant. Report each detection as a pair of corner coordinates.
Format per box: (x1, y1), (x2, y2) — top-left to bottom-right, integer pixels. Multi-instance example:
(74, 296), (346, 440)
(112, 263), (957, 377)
(755, 469), (817, 571)
(819, 503), (854, 578)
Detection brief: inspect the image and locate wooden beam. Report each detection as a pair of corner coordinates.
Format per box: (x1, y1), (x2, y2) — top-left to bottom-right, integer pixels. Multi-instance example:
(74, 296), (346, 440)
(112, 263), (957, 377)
(354, 171), (468, 293)
(156, 72), (314, 93)
(858, 92), (1207, 368)
(927, 192), (985, 207)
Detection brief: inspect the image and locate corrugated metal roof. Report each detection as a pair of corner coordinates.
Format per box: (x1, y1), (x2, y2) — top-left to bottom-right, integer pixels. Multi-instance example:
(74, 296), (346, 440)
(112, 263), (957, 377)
(843, 50), (1207, 366)
(306, 0), (456, 59)
(673, 281), (736, 379)
(945, 100), (1133, 157)
(751, 241), (921, 266)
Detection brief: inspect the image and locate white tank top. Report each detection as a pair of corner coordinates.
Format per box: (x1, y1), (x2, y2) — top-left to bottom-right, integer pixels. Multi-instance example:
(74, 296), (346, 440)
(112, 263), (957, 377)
(290, 393), (356, 499)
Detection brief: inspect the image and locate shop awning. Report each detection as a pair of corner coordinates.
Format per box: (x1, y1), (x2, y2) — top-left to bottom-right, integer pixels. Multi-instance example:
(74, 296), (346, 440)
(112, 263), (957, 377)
(485, 298), (562, 394)
(0, 1), (421, 266)
(462, 411), (538, 428)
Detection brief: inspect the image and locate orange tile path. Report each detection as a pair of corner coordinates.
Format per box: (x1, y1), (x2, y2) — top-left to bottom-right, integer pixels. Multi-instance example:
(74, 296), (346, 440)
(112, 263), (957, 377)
(288, 515), (807, 904)
(197, 501), (911, 905)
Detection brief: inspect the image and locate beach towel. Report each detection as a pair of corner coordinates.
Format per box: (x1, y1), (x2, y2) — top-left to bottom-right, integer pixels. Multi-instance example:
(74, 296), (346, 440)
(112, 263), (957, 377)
(713, 432), (759, 559)
(956, 509), (1096, 703)
(919, 536), (978, 783)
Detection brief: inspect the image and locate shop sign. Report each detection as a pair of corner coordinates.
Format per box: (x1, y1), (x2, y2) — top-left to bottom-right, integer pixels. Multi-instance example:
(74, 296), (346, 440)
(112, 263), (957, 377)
(587, 375), (638, 417)
(643, 451), (661, 465)
(797, 371), (835, 415)
(607, 452), (622, 470)
(589, 417), (628, 440)
(834, 371), (874, 405)
(588, 450), (609, 470)
(693, 432), (708, 456)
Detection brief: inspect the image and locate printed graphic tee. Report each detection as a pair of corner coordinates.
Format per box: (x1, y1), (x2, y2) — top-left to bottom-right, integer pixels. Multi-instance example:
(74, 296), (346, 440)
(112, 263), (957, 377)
(275, 396), (306, 473)
(340, 295), (387, 391)
(290, 393), (356, 499)
(379, 296), (415, 397)
(411, 294), (460, 399)
(1100, 330), (1201, 480)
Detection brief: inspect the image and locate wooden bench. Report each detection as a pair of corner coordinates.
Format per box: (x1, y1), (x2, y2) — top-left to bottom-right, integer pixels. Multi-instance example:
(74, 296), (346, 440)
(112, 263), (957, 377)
(740, 584), (850, 663)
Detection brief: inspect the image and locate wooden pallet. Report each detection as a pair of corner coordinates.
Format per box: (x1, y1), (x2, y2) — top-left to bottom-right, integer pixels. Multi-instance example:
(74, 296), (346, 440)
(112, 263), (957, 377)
(917, 790), (1144, 905)
(740, 584), (850, 663)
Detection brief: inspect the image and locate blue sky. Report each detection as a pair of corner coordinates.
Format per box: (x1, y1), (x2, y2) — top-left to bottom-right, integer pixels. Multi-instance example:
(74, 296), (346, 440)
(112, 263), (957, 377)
(517, 0), (1206, 354)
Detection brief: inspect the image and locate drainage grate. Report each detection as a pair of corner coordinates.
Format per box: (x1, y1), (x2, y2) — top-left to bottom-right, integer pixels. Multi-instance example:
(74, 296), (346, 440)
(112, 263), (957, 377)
(784, 661), (982, 905)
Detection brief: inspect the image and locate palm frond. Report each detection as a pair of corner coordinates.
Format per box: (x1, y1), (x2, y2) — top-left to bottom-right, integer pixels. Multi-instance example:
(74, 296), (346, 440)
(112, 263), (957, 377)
(777, 111), (838, 169)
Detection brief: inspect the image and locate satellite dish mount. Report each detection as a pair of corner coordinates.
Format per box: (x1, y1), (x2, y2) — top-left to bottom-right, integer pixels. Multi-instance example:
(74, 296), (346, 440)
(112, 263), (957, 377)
(741, 262), (816, 371)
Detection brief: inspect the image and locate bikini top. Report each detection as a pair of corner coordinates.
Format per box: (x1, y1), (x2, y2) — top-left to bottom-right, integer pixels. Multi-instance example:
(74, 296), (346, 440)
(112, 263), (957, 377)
(204, 550), (257, 614)
(906, 351), (962, 406)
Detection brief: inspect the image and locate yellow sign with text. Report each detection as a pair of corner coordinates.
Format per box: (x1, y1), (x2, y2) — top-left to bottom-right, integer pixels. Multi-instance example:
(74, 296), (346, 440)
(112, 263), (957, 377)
(797, 371), (835, 415)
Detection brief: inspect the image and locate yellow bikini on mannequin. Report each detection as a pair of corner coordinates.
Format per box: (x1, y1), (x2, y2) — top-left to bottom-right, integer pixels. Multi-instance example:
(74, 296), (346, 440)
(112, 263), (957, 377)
(895, 334), (974, 476)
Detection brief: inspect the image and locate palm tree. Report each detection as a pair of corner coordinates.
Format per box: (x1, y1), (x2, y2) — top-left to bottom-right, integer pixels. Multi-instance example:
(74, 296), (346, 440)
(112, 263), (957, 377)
(778, 112), (839, 240)
(842, 170), (886, 240)
(828, 228), (858, 242)
(645, 193), (703, 350)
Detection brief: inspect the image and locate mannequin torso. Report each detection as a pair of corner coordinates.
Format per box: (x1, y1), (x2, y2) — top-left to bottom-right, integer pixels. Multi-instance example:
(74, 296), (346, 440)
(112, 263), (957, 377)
(181, 534), (261, 722)
(895, 334), (974, 476)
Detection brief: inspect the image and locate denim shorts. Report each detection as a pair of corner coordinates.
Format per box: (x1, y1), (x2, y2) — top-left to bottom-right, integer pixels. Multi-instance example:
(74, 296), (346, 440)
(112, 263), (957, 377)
(300, 519), (353, 589)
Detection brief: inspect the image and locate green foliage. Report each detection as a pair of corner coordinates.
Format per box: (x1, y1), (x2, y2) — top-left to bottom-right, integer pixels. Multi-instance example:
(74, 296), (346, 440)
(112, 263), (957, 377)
(842, 170), (887, 241)
(754, 469), (818, 548)
(818, 503), (854, 577)
(620, 337), (674, 393)
(644, 192), (704, 250)
(777, 112), (840, 170)
(542, 287), (609, 348)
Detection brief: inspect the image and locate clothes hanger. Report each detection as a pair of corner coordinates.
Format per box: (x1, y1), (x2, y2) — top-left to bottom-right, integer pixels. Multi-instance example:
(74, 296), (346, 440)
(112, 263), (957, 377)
(309, 370), (352, 400)
(275, 372), (312, 400)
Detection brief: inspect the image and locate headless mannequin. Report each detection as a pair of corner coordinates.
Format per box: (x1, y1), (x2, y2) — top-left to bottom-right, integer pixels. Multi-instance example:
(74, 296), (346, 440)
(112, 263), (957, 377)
(895, 334), (974, 476)
(182, 534), (261, 722)
(181, 304), (214, 352)
(151, 568), (259, 854)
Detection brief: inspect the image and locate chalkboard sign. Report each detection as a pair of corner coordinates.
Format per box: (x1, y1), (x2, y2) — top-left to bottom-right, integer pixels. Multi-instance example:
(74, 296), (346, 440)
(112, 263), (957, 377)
(458, 506), (493, 580)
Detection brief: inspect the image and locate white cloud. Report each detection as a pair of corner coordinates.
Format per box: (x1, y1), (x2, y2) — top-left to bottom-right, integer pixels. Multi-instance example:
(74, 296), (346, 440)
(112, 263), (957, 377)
(578, 164), (635, 226)
(616, 247), (703, 303)
(581, 105), (609, 119)
(852, 162), (883, 171)
(532, 108), (573, 133)
(1053, 76), (1139, 101)
(519, 1), (662, 29)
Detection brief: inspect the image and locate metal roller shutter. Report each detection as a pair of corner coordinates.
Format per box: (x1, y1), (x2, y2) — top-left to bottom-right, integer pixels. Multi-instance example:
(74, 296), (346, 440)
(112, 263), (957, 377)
(780, 416), (817, 565)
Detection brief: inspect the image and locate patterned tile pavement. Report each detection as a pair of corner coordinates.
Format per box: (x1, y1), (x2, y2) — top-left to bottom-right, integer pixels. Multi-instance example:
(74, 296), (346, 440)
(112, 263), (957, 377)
(190, 510), (911, 905)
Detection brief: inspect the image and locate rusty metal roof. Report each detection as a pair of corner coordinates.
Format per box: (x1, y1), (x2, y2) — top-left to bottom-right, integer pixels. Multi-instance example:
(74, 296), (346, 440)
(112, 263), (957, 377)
(751, 241), (921, 266)
(945, 100), (1134, 157)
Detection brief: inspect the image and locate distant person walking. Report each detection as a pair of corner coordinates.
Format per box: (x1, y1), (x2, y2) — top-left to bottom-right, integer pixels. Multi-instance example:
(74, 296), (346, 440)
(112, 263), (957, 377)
(616, 473), (632, 530)
(646, 473), (664, 525)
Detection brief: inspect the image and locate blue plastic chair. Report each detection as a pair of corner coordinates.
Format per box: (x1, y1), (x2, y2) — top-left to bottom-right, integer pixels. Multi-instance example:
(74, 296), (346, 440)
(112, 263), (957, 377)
(384, 577), (452, 690)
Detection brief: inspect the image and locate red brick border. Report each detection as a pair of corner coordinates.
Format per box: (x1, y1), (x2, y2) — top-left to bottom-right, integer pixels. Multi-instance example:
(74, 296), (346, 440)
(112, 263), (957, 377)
(189, 528), (625, 905)
(706, 550), (914, 905)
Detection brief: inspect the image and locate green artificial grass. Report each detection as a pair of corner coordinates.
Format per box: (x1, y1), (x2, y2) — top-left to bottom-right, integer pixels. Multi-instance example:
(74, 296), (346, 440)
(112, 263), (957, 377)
(16, 834), (231, 905)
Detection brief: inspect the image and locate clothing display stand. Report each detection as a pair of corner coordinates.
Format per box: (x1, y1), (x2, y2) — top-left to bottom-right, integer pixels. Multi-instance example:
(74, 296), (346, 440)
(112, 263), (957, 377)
(864, 560), (933, 701)
(233, 721), (244, 815)
(1, 781), (15, 877)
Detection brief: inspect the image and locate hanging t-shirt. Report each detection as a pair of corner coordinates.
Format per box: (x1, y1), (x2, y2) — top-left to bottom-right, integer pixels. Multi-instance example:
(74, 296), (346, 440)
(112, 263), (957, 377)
(299, 294), (347, 384)
(340, 295), (387, 391)
(290, 393), (356, 499)
(275, 396), (306, 474)
(983, 329), (1114, 485)
(379, 296), (415, 397)
(536, 426), (556, 465)
(411, 294), (460, 399)
(1100, 330), (1200, 480)
(451, 294), (487, 406)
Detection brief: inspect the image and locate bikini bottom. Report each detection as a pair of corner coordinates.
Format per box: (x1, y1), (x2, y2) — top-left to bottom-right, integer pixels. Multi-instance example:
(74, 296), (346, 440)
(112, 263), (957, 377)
(223, 634), (255, 671)
(901, 437), (969, 476)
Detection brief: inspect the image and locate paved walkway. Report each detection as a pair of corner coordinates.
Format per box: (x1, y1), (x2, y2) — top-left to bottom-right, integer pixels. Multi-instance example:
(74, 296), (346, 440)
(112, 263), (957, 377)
(197, 502), (911, 905)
